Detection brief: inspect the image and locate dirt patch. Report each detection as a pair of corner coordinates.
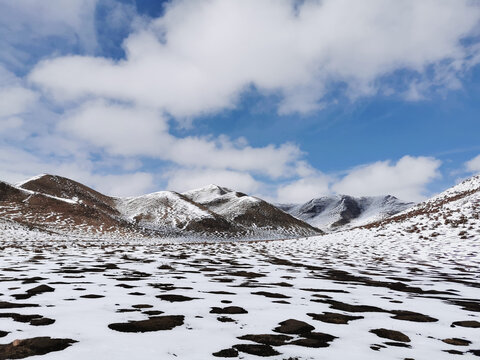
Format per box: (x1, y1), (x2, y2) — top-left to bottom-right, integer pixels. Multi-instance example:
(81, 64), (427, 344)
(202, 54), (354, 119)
(273, 319), (315, 335)
(210, 306), (247, 314)
(451, 320), (480, 328)
(108, 315), (184, 333)
(233, 344), (280, 357)
(0, 337), (76, 359)
(212, 348), (239, 357)
(370, 328), (410, 343)
(307, 312), (363, 324)
(156, 294), (198, 302)
(391, 310), (438, 322)
(442, 338), (471, 346)
(237, 334), (292, 346)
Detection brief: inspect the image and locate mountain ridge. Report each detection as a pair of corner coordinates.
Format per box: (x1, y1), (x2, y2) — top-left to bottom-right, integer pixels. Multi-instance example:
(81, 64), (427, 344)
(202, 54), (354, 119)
(1, 174), (321, 240)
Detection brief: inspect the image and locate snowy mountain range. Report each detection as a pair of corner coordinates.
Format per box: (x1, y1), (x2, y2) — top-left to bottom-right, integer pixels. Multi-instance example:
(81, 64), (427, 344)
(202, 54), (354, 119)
(1, 173), (479, 241)
(0, 174), (320, 240)
(278, 195), (413, 232)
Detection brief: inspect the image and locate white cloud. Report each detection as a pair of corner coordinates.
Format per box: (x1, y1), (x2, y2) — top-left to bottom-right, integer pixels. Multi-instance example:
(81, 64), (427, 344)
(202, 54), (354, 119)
(332, 156), (441, 201)
(29, 0), (480, 117)
(59, 101), (304, 178)
(0, 86), (38, 118)
(0, 145), (155, 197)
(0, 0), (98, 70)
(165, 168), (260, 194)
(466, 154), (480, 174)
(276, 175), (331, 203)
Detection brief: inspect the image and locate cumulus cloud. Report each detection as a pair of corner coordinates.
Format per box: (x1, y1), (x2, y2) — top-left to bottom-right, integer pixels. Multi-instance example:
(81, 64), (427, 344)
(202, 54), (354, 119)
(165, 168), (260, 194)
(465, 154), (480, 174)
(276, 175), (331, 203)
(0, 87), (38, 118)
(0, 0), (98, 71)
(332, 156), (442, 201)
(275, 156), (442, 203)
(59, 101), (304, 178)
(30, 0), (480, 117)
(0, 145), (155, 197)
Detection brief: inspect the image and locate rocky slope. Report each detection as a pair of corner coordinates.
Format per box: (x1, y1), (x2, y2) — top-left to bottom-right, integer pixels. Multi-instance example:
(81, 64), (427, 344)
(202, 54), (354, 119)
(183, 185), (321, 238)
(363, 175), (480, 239)
(278, 194), (413, 232)
(0, 175), (321, 239)
(0, 179), (134, 237)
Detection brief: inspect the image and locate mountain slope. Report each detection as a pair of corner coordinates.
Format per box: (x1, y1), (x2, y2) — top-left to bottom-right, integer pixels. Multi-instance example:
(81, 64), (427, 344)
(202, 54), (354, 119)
(2, 175), (321, 239)
(363, 175), (480, 239)
(0, 180), (135, 237)
(183, 185), (322, 237)
(117, 191), (241, 236)
(19, 174), (119, 217)
(278, 195), (413, 232)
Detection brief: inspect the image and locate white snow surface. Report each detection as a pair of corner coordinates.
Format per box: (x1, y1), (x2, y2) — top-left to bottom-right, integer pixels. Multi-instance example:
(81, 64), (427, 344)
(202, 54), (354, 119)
(280, 194), (413, 231)
(183, 184), (262, 220)
(0, 225), (479, 359)
(117, 191), (215, 230)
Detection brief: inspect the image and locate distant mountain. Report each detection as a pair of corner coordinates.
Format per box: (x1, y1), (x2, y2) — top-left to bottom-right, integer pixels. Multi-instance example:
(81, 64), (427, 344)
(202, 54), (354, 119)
(183, 184), (321, 237)
(117, 190), (241, 236)
(278, 194), (413, 232)
(0, 174), (321, 240)
(363, 175), (480, 239)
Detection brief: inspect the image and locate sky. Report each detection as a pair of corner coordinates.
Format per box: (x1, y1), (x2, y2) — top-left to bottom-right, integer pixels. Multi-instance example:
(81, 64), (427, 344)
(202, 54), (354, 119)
(1, 0), (480, 203)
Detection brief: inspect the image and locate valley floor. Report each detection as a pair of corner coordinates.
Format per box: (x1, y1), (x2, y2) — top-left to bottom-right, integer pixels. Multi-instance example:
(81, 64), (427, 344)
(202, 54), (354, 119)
(0, 230), (479, 359)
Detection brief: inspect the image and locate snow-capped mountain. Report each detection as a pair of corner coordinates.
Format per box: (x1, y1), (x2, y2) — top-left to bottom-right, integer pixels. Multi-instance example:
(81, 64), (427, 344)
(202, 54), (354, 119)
(364, 175), (480, 239)
(278, 194), (413, 232)
(0, 174), (321, 239)
(183, 184), (321, 237)
(117, 190), (240, 236)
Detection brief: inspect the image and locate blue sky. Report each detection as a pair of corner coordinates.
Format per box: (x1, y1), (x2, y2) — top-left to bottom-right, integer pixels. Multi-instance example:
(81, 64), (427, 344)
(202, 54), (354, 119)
(1, 0), (480, 202)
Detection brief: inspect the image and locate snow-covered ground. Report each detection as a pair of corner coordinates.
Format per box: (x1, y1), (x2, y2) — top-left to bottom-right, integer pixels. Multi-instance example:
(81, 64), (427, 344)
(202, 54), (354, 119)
(0, 227), (479, 359)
